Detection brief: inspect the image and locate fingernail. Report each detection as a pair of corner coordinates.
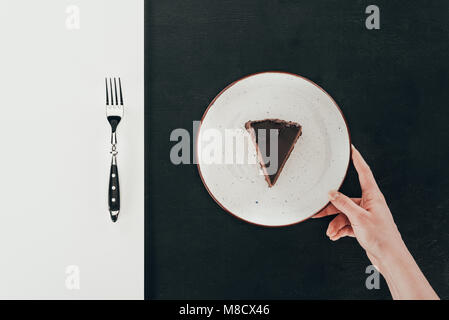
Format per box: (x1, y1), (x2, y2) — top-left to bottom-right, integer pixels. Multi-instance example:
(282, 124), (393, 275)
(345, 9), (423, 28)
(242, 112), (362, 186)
(328, 190), (339, 201)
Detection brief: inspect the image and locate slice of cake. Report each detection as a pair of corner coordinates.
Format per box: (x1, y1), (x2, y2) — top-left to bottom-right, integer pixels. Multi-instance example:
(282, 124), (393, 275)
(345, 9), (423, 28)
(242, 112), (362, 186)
(245, 119), (302, 187)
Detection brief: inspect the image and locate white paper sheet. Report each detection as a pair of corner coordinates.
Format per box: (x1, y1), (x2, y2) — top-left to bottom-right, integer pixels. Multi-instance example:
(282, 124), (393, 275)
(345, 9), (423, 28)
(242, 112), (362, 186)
(0, 0), (144, 299)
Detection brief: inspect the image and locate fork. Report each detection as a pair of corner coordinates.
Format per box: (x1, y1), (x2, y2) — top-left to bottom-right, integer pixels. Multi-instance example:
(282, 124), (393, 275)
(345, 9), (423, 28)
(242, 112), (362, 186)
(105, 77), (124, 222)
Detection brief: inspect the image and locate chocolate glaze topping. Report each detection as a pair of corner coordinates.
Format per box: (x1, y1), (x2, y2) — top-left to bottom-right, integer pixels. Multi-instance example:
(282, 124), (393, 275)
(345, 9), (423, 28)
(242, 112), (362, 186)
(245, 119), (302, 187)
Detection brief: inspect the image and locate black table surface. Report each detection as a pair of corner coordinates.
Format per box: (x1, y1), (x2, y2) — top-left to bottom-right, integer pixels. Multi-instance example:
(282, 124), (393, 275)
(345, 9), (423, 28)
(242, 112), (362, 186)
(146, 0), (449, 299)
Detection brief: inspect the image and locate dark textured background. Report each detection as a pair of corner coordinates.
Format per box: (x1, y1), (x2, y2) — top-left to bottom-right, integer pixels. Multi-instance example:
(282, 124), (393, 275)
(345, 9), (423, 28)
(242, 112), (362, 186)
(145, 0), (449, 299)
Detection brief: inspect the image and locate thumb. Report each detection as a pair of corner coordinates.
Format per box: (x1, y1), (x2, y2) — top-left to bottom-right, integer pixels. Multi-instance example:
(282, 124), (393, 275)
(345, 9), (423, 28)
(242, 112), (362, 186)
(328, 190), (366, 224)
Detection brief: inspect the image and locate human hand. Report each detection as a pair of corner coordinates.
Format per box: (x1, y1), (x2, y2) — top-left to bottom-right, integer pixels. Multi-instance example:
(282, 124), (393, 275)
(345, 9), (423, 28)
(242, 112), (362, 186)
(313, 145), (438, 299)
(313, 145), (405, 265)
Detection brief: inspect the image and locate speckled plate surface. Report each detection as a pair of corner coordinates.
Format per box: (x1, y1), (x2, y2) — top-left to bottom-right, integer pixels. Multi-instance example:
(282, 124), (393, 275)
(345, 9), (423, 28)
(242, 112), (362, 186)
(197, 72), (351, 227)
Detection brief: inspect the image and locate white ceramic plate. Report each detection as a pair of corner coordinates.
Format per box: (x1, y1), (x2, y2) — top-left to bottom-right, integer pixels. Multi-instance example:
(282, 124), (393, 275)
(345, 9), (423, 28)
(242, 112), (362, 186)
(197, 72), (351, 227)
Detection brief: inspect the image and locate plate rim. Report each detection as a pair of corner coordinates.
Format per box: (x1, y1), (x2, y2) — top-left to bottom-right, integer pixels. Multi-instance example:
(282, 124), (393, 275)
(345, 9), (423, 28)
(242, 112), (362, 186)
(196, 71), (352, 227)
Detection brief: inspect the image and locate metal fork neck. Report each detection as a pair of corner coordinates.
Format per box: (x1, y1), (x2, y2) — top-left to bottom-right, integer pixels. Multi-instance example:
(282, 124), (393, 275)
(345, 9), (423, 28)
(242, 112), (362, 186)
(111, 131), (117, 146)
(110, 132), (118, 157)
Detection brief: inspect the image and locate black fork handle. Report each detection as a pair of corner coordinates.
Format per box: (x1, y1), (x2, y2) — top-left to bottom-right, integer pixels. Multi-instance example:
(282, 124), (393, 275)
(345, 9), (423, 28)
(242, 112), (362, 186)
(108, 156), (120, 222)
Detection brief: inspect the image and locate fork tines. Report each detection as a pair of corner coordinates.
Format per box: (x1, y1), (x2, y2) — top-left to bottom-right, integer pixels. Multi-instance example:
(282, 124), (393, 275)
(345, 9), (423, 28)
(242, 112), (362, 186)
(105, 77), (123, 105)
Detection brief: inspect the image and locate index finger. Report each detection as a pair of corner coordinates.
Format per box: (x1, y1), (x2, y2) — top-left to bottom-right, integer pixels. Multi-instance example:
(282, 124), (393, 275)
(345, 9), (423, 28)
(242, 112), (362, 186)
(351, 145), (380, 194)
(312, 198), (361, 218)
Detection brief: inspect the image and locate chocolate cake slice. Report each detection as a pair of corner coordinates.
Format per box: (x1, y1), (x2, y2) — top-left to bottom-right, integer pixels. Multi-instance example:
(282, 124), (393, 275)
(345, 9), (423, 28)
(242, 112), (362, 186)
(245, 119), (302, 187)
